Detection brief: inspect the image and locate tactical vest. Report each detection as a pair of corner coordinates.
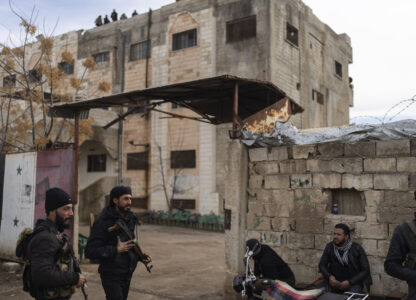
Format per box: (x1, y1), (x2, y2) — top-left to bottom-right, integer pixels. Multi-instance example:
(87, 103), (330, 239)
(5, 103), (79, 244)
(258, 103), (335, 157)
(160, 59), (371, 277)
(403, 221), (416, 270)
(31, 233), (76, 299)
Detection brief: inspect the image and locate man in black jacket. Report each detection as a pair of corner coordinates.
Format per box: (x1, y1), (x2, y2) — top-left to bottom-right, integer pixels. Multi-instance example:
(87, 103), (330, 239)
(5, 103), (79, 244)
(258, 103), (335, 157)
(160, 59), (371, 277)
(246, 239), (296, 287)
(28, 187), (86, 300)
(384, 215), (416, 299)
(319, 223), (372, 293)
(85, 186), (151, 300)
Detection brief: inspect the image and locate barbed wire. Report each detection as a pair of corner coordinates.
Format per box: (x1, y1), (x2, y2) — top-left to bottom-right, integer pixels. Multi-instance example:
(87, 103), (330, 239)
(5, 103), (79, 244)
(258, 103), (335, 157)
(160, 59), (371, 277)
(351, 94), (416, 125)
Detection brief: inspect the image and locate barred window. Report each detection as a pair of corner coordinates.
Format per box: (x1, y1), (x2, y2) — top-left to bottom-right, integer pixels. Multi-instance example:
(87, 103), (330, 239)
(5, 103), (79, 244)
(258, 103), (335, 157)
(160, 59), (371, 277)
(286, 22), (298, 46)
(127, 152), (148, 170)
(172, 29), (197, 51)
(87, 154), (106, 172)
(58, 61), (74, 75)
(130, 40), (151, 61)
(312, 89), (324, 105)
(93, 52), (110, 63)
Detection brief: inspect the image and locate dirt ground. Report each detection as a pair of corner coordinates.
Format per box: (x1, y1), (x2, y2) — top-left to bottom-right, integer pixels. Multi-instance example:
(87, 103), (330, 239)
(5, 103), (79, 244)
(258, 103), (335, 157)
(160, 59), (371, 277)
(0, 224), (226, 300)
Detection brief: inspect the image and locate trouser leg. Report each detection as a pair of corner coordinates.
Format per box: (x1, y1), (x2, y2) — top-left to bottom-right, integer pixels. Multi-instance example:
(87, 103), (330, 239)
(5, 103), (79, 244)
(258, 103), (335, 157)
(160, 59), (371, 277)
(408, 282), (416, 300)
(101, 274), (131, 300)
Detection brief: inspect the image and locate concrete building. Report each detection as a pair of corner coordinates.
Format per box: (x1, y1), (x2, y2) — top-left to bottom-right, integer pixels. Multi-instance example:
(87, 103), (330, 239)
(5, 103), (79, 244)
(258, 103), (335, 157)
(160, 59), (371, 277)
(1, 0), (353, 215)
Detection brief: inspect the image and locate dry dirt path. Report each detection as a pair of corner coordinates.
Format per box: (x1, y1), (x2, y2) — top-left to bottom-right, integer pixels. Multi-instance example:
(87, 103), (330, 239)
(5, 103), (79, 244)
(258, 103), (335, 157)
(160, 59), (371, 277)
(0, 224), (225, 300)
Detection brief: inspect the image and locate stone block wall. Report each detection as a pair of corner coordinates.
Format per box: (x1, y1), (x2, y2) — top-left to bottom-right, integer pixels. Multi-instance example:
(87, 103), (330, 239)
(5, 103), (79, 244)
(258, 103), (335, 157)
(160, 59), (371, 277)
(246, 139), (416, 295)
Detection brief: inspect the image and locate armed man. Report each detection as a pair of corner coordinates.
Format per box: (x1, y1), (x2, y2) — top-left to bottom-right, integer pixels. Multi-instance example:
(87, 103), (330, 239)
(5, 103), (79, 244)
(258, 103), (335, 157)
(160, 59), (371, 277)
(85, 186), (151, 300)
(26, 187), (86, 300)
(385, 210), (416, 299)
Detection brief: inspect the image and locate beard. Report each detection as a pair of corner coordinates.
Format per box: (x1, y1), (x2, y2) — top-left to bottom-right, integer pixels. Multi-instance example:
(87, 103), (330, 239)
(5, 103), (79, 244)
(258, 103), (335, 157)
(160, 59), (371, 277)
(334, 238), (346, 246)
(117, 203), (131, 213)
(56, 213), (72, 232)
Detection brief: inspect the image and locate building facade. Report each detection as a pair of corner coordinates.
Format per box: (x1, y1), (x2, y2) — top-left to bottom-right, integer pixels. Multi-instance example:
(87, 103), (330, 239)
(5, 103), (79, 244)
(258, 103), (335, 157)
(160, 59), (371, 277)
(1, 0), (353, 215)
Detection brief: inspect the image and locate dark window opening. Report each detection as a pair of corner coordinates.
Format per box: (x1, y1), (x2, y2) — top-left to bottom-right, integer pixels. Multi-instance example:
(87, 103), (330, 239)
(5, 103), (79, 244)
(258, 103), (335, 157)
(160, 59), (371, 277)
(127, 152), (148, 170)
(130, 106), (146, 115)
(172, 29), (197, 51)
(29, 69), (41, 83)
(3, 74), (16, 87)
(132, 197), (148, 209)
(87, 154), (106, 172)
(335, 61), (343, 78)
(226, 15), (256, 43)
(312, 89), (324, 105)
(130, 40), (151, 61)
(58, 61), (74, 75)
(172, 102), (183, 109)
(94, 52), (110, 63)
(171, 150), (196, 169)
(286, 22), (299, 46)
(172, 199), (195, 210)
(330, 188), (364, 216)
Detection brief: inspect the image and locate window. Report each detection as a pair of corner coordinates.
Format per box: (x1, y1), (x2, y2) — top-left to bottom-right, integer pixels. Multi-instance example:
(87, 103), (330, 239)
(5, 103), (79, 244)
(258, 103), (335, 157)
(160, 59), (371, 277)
(132, 197), (148, 209)
(87, 154), (106, 172)
(286, 22), (299, 46)
(172, 29), (197, 51)
(94, 52), (110, 63)
(172, 103), (183, 109)
(130, 40), (150, 61)
(127, 152), (148, 170)
(58, 61), (74, 75)
(330, 189), (364, 216)
(29, 69), (41, 83)
(226, 16), (256, 43)
(3, 74), (16, 87)
(170, 150), (196, 169)
(312, 89), (324, 105)
(172, 199), (195, 210)
(335, 61), (343, 78)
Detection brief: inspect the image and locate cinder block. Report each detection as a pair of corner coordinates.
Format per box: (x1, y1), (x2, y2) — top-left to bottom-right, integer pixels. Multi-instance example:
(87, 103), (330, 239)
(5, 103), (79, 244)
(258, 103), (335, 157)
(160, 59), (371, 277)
(271, 189), (294, 204)
(249, 175), (263, 189)
(306, 159), (331, 172)
(271, 217), (295, 231)
(261, 231), (286, 247)
(314, 234), (332, 250)
(248, 202), (264, 216)
(355, 223), (387, 239)
(374, 174), (408, 191)
(289, 264), (318, 284)
(376, 140), (410, 156)
(268, 147), (289, 161)
(249, 148), (268, 162)
(287, 232), (315, 249)
(359, 239), (378, 256)
(247, 214), (270, 231)
(296, 218), (323, 233)
(294, 189), (331, 204)
(298, 249), (324, 267)
(331, 158), (363, 173)
(364, 190), (384, 207)
(317, 143), (344, 157)
(254, 161), (280, 175)
(264, 175), (290, 189)
(313, 173), (341, 188)
(397, 157), (416, 172)
(384, 191), (416, 207)
(290, 174), (312, 188)
(364, 158), (396, 172)
(378, 206), (414, 224)
(342, 174), (373, 190)
(293, 145), (316, 159)
(344, 141), (376, 157)
(279, 160), (307, 174)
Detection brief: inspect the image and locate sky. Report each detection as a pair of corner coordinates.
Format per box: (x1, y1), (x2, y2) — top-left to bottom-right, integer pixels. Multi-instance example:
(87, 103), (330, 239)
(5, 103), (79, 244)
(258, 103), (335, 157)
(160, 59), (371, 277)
(1, 0), (416, 124)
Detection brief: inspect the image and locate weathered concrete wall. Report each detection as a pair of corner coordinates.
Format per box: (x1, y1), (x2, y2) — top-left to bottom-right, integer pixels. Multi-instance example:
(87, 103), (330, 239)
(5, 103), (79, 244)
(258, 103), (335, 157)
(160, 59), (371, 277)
(244, 139), (416, 296)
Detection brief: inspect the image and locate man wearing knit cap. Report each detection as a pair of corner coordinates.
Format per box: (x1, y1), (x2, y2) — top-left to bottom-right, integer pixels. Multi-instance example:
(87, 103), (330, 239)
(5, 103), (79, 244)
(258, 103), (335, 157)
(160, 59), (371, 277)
(86, 186), (151, 300)
(27, 187), (86, 299)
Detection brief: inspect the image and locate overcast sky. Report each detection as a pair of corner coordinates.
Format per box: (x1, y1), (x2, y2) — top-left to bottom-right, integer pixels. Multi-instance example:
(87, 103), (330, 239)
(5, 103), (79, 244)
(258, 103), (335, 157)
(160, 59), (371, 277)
(1, 0), (415, 124)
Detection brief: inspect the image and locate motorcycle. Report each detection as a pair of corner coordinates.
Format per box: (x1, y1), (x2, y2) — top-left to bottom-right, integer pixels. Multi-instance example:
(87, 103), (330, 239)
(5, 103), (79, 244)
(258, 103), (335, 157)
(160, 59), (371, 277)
(232, 247), (369, 300)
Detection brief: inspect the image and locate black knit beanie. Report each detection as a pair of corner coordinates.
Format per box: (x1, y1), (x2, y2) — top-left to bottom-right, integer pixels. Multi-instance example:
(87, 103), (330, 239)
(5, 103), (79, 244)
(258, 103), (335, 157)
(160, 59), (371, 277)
(109, 186), (132, 206)
(45, 188), (72, 213)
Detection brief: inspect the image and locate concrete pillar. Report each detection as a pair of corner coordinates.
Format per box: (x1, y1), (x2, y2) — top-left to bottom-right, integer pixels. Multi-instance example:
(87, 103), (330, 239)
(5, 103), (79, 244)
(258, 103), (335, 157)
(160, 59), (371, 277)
(224, 140), (248, 299)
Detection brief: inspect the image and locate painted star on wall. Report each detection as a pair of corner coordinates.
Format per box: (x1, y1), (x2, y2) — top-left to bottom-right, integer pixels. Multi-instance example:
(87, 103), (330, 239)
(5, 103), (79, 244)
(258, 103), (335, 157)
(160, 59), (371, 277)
(17, 165), (22, 175)
(13, 216), (19, 227)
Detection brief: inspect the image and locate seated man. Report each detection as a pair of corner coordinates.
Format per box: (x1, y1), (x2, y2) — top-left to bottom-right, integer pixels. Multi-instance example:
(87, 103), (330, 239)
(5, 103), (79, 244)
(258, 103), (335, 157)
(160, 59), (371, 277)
(319, 223), (372, 293)
(246, 239), (296, 287)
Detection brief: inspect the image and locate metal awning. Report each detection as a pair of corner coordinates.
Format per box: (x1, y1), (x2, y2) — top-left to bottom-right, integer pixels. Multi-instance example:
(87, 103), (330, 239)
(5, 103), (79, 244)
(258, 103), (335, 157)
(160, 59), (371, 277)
(49, 75), (303, 125)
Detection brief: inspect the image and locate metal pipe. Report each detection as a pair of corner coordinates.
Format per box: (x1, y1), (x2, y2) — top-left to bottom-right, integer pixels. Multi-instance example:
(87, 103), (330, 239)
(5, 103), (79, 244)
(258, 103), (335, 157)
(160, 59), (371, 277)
(145, 9), (152, 89)
(118, 33), (127, 184)
(232, 82), (239, 137)
(145, 9), (152, 208)
(73, 111), (80, 257)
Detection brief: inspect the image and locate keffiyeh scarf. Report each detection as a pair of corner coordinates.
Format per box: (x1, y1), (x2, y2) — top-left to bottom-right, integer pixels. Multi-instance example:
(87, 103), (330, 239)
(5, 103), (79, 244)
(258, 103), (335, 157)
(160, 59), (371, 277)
(333, 239), (352, 265)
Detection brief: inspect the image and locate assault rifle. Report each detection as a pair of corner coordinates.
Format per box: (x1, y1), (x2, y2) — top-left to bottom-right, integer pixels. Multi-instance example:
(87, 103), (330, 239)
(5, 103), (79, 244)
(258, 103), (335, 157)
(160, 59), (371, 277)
(62, 235), (88, 300)
(108, 219), (153, 273)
